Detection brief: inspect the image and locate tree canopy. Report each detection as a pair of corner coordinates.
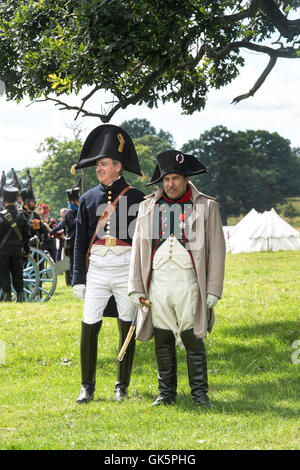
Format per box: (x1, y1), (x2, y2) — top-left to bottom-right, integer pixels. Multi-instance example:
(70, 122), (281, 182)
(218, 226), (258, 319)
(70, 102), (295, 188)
(182, 125), (300, 223)
(0, 1), (299, 122)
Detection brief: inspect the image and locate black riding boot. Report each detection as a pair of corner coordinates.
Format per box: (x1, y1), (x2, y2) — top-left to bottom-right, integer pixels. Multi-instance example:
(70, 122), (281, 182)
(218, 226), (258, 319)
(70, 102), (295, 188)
(181, 329), (210, 406)
(2, 291), (12, 302)
(76, 320), (102, 404)
(115, 319), (136, 401)
(152, 328), (177, 406)
(16, 292), (24, 303)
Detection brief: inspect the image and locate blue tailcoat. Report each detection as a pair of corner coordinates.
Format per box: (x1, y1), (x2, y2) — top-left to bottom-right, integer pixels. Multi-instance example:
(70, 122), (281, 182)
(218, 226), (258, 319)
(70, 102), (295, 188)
(73, 176), (145, 317)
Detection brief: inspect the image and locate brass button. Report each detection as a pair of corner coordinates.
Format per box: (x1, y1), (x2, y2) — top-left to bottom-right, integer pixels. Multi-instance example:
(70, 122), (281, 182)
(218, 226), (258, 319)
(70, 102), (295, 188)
(108, 201), (111, 205)
(108, 190), (112, 194)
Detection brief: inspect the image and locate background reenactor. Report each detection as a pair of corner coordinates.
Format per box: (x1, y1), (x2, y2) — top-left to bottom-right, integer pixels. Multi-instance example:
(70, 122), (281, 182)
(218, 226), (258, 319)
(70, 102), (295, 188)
(38, 203), (57, 261)
(64, 183), (80, 285)
(0, 186), (31, 302)
(20, 170), (49, 245)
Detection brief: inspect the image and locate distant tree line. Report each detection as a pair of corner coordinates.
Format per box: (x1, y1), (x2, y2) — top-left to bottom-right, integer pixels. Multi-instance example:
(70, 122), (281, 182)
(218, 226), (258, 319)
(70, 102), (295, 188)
(11, 119), (300, 225)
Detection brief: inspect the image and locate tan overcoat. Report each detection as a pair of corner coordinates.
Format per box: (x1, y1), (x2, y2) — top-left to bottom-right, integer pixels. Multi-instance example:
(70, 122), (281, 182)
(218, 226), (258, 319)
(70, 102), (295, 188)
(128, 182), (226, 341)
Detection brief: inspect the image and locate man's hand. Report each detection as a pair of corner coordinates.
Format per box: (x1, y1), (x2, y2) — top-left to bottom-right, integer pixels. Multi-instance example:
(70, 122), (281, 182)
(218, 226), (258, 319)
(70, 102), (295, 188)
(73, 284), (86, 300)
(206, 294), (219, 309)
(129, 292), (146, 309)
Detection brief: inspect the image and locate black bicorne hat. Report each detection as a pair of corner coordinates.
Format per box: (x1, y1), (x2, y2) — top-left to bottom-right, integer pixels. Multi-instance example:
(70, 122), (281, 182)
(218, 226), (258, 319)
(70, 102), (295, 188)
(66, 178), (81, 202)
(146, 150), (207, 186)
(20, 169), (36, 202)
(71, 124), (142, 176)
(3, 186), (20, 204)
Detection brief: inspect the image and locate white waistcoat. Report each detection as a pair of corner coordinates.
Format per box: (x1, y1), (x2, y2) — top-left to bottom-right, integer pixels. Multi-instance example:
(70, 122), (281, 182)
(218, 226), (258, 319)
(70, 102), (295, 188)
(152, 235), (194, 270)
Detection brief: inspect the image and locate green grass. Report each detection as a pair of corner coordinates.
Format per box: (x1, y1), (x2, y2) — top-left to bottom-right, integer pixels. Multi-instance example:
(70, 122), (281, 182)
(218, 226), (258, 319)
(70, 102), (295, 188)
(0, 250), (300, 450)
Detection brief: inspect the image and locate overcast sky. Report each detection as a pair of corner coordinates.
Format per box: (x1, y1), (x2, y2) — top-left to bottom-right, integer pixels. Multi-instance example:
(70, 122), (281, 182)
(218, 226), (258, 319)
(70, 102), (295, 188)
(0, 48), (299, 175)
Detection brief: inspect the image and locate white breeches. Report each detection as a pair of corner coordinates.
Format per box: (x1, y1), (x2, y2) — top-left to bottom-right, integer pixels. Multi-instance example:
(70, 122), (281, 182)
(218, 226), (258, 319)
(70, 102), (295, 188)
(83, 251), (135, 324)
(149, 260), (199, 346)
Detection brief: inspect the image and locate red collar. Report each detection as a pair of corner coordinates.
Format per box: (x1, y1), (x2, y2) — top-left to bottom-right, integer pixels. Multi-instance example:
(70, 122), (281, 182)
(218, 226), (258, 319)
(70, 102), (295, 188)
(162, 186), (192, 203)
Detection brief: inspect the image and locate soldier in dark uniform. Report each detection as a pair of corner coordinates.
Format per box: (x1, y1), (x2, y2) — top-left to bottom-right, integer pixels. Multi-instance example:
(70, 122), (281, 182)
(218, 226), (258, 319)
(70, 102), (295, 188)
(64, 183), (80, 285)
(51, 182), (80, 285)
(0, 187), (31, 302)
(71, 124), (145, 404)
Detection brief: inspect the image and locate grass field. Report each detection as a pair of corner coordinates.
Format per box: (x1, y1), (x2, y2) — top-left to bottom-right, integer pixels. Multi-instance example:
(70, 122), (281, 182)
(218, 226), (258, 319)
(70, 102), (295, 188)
(0, 250), (299, 450)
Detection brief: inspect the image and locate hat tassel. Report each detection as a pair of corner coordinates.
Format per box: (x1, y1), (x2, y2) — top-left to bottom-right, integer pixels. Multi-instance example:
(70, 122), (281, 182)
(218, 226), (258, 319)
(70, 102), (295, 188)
(70, 164), (77, 175)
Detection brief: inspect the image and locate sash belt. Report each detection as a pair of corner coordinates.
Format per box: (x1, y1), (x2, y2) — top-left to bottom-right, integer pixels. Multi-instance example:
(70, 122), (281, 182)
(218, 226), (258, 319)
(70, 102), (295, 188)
(94, 237), (131, 247)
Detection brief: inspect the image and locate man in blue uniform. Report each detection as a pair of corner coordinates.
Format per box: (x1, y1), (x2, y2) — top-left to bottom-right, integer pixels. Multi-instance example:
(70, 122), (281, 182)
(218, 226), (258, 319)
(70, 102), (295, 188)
(71, 124), (145, 404)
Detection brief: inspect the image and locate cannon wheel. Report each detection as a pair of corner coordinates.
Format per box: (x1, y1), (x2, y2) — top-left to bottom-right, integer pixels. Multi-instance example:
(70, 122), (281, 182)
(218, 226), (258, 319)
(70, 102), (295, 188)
(30, 247), (57, 302)
(22, 254), (40, 301)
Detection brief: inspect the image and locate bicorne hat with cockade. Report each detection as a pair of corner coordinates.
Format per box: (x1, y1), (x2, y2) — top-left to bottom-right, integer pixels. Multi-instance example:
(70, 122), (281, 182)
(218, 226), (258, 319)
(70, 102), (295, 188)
(146, 150), (207, 186)
(70, 124), (142, 176)
(20, 169), (36, 203)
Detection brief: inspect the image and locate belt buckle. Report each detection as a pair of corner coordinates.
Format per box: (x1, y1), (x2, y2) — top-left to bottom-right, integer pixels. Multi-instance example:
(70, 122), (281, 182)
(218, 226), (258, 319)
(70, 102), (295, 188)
(104, 236), (117, 247)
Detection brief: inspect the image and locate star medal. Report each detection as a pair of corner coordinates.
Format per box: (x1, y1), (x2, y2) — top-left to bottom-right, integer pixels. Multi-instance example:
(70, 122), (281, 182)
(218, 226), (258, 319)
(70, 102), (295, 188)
(179, 213), (186, 229)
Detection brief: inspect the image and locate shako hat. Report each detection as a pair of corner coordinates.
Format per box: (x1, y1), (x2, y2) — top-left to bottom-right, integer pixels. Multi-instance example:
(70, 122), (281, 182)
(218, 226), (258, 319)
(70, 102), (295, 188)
(66, 179), (81, 202)
(11, 168), (21, 190)
(71, 124), (142, 176)
(20, 169), (36, 203)
(0, 171), (6, 199)
(3, 186), (20, 204)
(146, 150), (207, 186)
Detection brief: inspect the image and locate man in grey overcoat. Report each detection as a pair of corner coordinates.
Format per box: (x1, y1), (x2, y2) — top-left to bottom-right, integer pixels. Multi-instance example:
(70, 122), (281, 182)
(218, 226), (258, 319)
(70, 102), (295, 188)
(128, 150), (226, 406)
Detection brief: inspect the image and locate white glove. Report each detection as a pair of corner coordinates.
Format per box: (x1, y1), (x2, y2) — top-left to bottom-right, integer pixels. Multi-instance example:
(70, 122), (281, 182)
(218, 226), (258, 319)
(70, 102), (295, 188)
(129, 292), (146, 309)
(73, 284), (86, 300)
(206, 293), (219, 309)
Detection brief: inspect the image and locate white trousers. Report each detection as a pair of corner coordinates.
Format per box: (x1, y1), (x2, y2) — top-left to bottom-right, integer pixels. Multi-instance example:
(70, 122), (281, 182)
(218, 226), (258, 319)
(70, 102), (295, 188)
(83, 251), (135, 324)
(149, 260), (199, 346)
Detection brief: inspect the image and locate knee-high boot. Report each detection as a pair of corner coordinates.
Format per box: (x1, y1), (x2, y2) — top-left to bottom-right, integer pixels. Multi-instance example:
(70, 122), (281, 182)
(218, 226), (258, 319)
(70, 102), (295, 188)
(3, 291), (12, 302)
(181, 329), (210, 406)
(76, 320), (102, 404)
(16, 292), (24, 303)
(152, 328), (177, 406)
(115, 319), (136, 401)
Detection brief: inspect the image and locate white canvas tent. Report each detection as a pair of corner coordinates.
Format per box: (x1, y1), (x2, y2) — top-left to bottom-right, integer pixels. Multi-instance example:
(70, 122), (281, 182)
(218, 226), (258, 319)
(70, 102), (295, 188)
(228, 208), (300, 254)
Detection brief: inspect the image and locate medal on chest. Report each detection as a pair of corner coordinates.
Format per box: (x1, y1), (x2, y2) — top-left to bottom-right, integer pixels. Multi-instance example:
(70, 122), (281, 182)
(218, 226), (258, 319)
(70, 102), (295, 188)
(179, 213), (186, 230)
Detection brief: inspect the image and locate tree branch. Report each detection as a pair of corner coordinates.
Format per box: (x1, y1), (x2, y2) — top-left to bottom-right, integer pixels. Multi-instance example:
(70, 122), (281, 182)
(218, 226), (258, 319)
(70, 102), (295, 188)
(231, 54), (277, 104)
(36, 70), (162, 122)
(256, 0), (300, 39)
